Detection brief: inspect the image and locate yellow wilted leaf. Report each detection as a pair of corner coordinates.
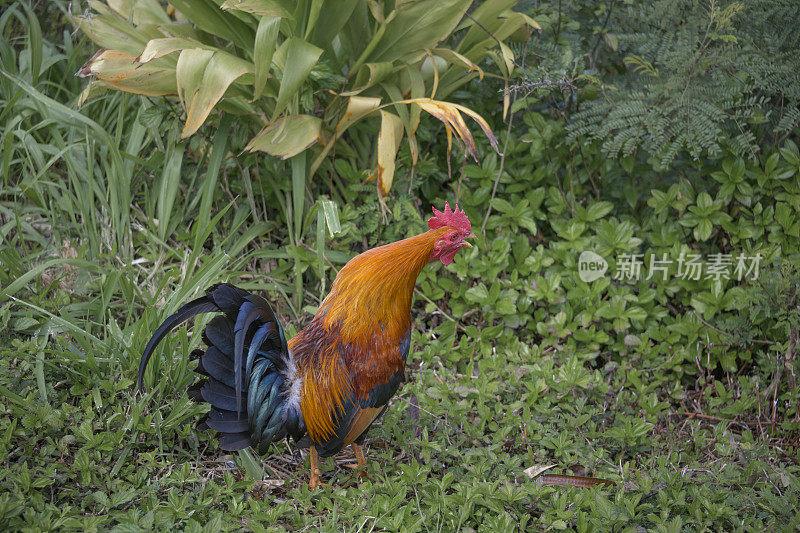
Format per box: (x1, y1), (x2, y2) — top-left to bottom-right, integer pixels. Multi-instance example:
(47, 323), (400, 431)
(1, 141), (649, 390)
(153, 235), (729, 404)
(309, 96), (382, 177)
(524, 464), (556, 479)
(245, 115), (322, 159)
(77, 49), (177, 97)
(519, 12), (542, 31)
(374, 110), (404, 196)
(431, 48), (484, 80)
(399, 97), (500, 159)
(76, 80), (110, 108)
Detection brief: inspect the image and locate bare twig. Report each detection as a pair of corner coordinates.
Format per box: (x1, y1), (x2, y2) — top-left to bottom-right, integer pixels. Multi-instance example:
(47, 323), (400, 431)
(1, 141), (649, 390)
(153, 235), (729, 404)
(505, 77), (578, 96)
(480, 95), (516, 235)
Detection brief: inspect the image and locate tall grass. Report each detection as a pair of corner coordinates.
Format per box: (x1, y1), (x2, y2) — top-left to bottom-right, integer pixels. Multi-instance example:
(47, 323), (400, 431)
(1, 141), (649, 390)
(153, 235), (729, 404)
(0, 0), (300, 410)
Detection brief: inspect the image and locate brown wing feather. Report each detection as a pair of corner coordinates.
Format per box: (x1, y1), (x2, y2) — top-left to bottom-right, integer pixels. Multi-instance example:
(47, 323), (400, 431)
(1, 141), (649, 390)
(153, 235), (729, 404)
(343, 407), (383, 445)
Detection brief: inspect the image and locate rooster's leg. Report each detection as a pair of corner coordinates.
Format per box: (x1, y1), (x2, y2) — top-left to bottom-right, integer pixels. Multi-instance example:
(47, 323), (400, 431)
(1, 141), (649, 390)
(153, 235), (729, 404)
(309, 447), (323, 489)
(352, 443), (367, 468)
(351, 443), (369, 479)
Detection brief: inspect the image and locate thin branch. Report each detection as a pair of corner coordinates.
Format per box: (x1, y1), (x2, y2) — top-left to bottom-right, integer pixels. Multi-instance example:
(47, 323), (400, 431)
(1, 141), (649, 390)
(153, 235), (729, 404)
(505, 77), (577, 95)
(480, 95), (516, 235)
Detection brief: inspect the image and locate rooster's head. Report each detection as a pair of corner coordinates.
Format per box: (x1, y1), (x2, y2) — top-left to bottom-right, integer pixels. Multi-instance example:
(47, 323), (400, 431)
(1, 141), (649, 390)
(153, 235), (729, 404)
(427, 202), (475, 265)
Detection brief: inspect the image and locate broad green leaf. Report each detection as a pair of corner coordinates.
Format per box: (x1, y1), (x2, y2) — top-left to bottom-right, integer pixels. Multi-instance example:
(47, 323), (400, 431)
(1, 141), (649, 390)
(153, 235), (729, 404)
(176, 48), (215, 113)
(245, 114), (322, 158)
(137, 37), (210, 63)
(169, 0), (254, 49)
(253, 16), (281, 99)
(176, 49), (253, 138)
(77, 49), (177, 97)
(368, 0), (471, 63)
(304, 0), (325, 40)
(221, 0), (292, 18)
(374, 110), (404, 196)
(75, 3), (160, 54)
(497, 40), (514, 77)
(456, 0), (516, 53)
(307, 0), (360, 48)
(273, 37), (323, 118)
(343, 62), (395, 95)
(105, 0), (171, 25)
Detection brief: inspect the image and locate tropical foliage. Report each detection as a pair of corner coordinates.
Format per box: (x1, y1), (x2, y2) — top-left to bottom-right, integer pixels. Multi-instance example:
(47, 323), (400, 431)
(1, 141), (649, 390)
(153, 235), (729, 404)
(76, 0), (537, 195)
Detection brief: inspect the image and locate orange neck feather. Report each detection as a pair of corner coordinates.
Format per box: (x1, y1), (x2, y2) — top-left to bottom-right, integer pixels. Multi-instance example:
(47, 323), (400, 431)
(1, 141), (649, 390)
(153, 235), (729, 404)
(317, 227), (449, 343)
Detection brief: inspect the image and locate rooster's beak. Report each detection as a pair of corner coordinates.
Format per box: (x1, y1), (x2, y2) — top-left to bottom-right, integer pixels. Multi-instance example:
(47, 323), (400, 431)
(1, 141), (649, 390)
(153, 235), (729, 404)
(462, 232), (477, 248)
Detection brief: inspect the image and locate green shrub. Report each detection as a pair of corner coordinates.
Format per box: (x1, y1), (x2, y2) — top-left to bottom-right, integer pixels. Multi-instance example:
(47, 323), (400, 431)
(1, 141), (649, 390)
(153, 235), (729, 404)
(517, 0), (800, 167)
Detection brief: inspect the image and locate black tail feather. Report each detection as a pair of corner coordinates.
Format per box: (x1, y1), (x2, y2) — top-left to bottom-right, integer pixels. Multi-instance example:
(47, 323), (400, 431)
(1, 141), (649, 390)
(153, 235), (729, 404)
(233, 301), (263, 417)
(200, 346), (237, 388)
(203, 316), (234, 355)
(138, 283), (303, 455)
(137, 296), (219, 391)
(219, 432), (252, 451)
(200, 380), (243, 412)
(206, 409), (250, 433)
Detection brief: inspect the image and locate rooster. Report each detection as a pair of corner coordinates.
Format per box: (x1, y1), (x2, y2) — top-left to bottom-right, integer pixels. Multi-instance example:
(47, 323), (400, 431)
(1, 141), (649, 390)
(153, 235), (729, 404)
(138, 203), (474, 488)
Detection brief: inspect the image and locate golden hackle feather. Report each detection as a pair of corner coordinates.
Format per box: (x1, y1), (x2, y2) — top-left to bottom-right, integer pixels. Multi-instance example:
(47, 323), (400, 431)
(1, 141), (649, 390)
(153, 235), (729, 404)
(293, 227), (451, 443)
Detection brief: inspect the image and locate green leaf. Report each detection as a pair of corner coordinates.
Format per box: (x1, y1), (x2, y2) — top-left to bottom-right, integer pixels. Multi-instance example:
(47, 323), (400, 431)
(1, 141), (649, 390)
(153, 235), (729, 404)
(137, 37), (209, 63)
(176, 49), (253, 138)
(236, 448), (266, 480)
(75, 3), (157, 54)
(368, 0), (471, 63)
(694, 218), (713, 241)
(245, 114), (322, 159)
(221, 0), (292, 18)
(273, 37), (323, 118)
(779, 139), (799, 166)
(465, 283), (489, 303)
(156, 145), (184, 240)
(586, 201), (614, 221)
(696, 192), (713, 210)
(346, 62), (395, 95)
(307, 0), (361, 49)
(253, 16), (281, 99)
(320, 199), (341, 237)
(169, 0), (255, 49)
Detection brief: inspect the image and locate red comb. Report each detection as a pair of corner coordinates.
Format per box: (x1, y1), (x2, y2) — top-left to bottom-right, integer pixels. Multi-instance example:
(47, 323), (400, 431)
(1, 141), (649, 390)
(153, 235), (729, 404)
(427, 202), (471, 233)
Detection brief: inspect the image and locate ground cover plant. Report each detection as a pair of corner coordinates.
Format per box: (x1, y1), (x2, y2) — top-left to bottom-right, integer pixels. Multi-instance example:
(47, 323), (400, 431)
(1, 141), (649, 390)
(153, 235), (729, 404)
(1, 0), (799, 531)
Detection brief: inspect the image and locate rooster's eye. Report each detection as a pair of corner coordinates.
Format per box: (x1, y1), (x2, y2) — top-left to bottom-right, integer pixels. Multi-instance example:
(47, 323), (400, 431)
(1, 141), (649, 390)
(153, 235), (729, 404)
(450, 234), (458, 241)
